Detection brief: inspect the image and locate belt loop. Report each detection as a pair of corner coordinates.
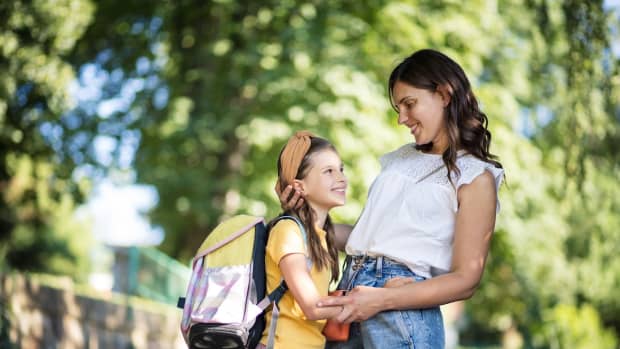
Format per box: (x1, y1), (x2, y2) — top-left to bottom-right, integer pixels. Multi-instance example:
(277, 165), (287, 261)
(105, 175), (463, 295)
(376, 256), (383, 278)
(344, 255), (363, 291)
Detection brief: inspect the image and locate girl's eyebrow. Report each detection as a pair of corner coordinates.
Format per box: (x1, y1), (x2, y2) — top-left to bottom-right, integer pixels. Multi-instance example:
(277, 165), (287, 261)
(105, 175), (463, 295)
(321, 163), (344, 170)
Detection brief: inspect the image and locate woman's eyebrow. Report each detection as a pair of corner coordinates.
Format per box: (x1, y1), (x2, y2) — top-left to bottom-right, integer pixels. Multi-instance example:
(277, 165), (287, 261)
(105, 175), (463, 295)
(398, 96), (414, 104)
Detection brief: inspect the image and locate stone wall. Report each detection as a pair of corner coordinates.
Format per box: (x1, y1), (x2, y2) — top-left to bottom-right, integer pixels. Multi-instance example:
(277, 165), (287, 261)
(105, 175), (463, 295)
(1, 274), (186, 349)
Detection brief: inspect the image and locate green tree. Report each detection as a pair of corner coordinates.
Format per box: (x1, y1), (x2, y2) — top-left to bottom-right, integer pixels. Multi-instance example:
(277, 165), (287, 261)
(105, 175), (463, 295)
(69, 1), (620, 344)
(71, 0), (398, 261)
(0, 0), (95, 278)
(541, 304), (617, 349)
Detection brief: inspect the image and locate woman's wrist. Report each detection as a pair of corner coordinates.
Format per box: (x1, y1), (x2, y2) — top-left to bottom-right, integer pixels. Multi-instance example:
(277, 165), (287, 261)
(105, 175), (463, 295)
(380, 286), (399, 311)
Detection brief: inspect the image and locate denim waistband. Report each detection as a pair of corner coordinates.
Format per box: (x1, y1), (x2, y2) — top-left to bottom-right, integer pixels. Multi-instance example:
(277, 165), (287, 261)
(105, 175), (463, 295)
(347, 255), (409, 278)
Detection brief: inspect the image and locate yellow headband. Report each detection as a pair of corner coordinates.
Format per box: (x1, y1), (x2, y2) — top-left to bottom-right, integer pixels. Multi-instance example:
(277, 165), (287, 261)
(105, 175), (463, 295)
(275, 130), (315, 196)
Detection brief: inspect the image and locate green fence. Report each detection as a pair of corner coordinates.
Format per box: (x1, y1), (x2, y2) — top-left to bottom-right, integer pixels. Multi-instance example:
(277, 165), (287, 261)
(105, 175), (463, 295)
(120, 247), (191, 306)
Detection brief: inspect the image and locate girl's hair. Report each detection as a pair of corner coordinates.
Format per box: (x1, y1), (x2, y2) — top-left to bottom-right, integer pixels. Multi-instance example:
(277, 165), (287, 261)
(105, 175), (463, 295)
(388, 49), (503, 180)
(268, 136), (340, 283)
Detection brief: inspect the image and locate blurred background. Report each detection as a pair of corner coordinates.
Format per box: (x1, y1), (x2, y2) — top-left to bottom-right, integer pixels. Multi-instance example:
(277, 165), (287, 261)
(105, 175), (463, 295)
(1, 0), (619, 348)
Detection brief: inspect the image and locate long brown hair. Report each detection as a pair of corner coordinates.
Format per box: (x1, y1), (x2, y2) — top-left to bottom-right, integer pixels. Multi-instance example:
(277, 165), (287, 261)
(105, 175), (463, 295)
(388, 49), (503, 180)
(268, 137), (340, 283)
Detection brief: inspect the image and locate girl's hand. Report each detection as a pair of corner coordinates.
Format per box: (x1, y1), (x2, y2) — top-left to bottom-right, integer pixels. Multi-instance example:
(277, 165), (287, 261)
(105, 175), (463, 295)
(383, 277), (414, 288)
(278, 185), (304, 210)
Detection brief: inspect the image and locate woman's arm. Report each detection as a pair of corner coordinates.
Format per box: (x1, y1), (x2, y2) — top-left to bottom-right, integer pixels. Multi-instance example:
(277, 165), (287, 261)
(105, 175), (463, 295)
(280, 253), (343, 321)
(333, 224), (353, 251)
(318, 170), (498, 323)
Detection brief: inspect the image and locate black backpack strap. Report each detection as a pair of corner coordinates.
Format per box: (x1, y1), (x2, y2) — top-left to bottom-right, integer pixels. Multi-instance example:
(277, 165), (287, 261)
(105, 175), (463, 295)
(264, 216), (312, 349)
(268, 280), (288, 304)
(257, 215), (309, 311)
(257, 280), (288, 311)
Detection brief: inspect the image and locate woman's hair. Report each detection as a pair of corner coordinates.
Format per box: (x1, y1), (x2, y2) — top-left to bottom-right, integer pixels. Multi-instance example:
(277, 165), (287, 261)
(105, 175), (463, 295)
(268, 136), (340, 283)
(388, 49), (503, 180)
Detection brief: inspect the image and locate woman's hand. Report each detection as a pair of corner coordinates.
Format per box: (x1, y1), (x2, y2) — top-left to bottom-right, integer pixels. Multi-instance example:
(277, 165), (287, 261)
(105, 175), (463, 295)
(278, 185), (304, 210)
(317, 286), (388, 323)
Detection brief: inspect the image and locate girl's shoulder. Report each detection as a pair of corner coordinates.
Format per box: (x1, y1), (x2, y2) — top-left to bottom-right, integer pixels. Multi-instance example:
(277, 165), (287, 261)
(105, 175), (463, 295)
(267, 218), (308, 255)
(271, 218), (305, 238)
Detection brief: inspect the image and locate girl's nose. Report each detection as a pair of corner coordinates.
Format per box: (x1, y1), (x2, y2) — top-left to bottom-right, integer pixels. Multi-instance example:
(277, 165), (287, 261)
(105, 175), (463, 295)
(338, 171), (347, 184)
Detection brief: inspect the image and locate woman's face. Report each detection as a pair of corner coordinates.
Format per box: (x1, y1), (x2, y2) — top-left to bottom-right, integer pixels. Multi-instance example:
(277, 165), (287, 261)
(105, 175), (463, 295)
(391, 80), (449, 154)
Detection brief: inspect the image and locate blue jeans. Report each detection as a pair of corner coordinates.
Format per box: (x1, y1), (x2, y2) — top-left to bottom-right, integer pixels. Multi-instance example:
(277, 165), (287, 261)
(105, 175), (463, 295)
(326, 256), (445, 349)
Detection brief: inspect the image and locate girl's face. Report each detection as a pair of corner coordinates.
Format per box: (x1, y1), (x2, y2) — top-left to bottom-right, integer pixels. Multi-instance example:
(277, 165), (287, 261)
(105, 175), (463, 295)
(295, 149), (347, 213)
(391, 80), (449, 154)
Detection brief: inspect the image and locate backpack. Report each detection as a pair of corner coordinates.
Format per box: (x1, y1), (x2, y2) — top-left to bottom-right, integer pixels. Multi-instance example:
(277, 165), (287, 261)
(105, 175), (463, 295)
(178, 214), (307, 349)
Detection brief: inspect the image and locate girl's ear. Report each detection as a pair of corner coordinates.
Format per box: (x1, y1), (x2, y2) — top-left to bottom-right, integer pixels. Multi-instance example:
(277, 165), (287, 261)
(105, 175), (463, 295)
(437, 85), (452, 107)
(293, 180), (305, 194)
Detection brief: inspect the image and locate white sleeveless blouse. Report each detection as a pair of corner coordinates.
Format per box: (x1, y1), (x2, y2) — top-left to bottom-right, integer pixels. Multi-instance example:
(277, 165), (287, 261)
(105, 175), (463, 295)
(345, 144), (504, 278)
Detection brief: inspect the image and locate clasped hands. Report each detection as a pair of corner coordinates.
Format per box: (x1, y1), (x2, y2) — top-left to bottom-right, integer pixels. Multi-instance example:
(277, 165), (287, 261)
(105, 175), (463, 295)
(318, 277), (413, 323)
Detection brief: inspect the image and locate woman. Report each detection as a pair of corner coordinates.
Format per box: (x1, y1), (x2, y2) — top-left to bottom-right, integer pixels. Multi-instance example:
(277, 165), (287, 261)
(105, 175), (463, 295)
(281, 49), (504, 348)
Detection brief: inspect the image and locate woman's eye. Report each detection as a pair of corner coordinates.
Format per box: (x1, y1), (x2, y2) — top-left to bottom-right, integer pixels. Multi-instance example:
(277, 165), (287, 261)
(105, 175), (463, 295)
(404, 99), (416, 109)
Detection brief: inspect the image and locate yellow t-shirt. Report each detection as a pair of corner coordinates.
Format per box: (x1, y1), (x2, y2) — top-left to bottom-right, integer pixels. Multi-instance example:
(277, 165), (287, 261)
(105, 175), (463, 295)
(260, 219), (331, 349)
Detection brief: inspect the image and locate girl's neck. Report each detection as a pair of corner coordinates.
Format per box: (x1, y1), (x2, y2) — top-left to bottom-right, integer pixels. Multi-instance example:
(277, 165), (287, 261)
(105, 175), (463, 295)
(307, 203), (328, 229)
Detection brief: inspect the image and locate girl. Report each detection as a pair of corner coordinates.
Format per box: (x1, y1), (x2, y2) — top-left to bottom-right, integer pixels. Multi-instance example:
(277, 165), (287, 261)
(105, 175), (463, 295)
(281, 49), (505, 348)
(258, 131), (347, 348)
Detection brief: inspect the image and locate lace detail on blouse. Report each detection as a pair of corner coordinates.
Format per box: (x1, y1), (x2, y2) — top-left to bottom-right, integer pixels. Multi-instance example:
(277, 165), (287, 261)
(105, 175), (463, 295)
(380, 144), (450, 185)
(380, 143), (504, 191)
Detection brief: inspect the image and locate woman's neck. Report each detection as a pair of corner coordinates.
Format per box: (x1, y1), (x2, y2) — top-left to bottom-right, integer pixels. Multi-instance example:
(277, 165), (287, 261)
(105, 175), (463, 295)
(429, 140), (448, 154)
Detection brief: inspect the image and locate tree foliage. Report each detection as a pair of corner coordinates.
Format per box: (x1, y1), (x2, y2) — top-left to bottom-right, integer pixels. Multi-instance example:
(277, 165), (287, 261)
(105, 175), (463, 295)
(3, 0), (620, 345)
(70, 0), (400, 261)
(0, 0), (95, 278)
